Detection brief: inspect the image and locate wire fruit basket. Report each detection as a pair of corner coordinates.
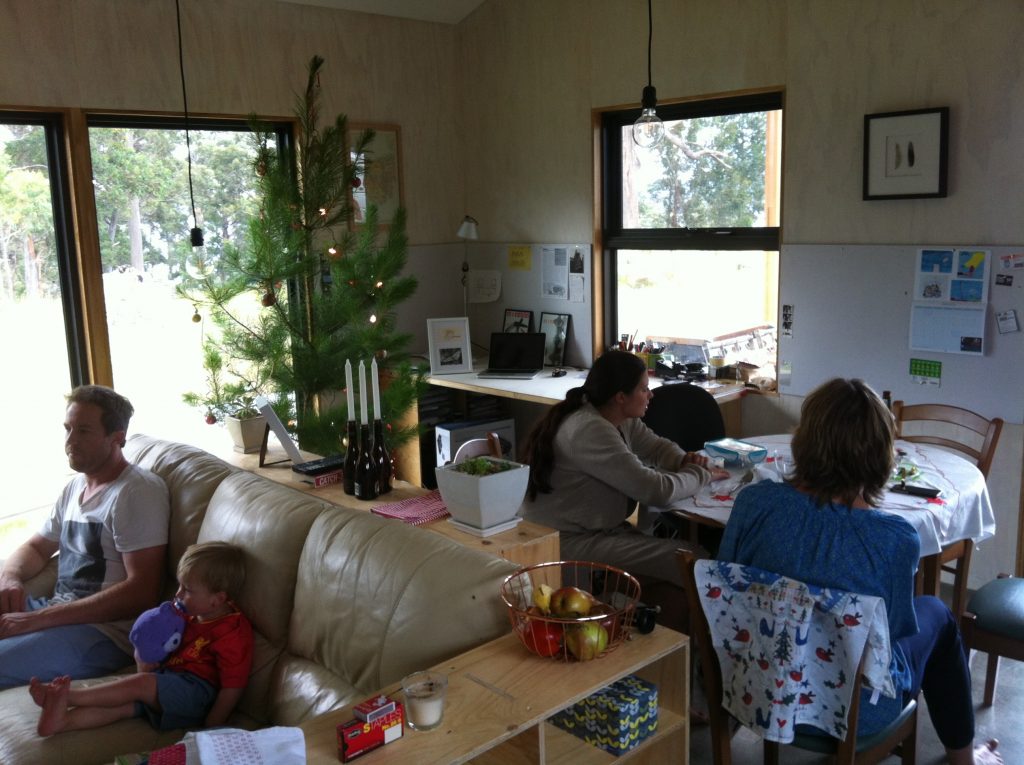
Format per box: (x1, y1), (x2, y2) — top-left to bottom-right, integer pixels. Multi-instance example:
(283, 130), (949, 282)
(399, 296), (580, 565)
(500, 561), (641, 662)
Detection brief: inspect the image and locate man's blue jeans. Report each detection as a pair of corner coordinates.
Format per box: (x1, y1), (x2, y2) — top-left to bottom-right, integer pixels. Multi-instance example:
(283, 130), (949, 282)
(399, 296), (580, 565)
(0, 596), (132, 689)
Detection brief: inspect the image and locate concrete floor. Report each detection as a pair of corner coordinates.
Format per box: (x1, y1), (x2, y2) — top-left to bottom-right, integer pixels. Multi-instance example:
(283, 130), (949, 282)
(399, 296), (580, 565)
(689, 650), (1024, 764)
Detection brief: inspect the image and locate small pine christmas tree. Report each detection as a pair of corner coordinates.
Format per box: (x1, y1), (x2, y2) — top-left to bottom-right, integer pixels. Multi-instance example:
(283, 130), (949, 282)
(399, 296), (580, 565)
(180, 55), (424, 457)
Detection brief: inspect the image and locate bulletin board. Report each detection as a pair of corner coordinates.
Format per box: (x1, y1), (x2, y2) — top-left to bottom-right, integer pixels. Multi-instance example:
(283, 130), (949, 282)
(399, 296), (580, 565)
(778, 244), (1024, 423)
(909, 248), (990, 354)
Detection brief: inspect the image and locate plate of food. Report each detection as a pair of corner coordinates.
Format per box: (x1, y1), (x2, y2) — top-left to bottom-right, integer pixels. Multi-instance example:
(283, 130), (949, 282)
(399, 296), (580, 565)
(892, 461), (921, 483)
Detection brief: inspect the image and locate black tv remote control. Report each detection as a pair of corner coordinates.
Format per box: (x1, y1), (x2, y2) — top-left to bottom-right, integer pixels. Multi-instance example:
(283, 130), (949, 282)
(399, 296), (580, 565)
(890, 482), (940, 498)
(292, 454), (345, 476)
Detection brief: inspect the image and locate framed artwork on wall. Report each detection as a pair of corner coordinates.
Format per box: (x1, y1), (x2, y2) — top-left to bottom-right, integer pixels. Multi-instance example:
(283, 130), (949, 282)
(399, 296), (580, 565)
(348, 123), (404, 228)
(427, 317), (472, 375)
(539, 312), (570, 367)
(863, 107), (949, 200)
(503, 309), (533, 333)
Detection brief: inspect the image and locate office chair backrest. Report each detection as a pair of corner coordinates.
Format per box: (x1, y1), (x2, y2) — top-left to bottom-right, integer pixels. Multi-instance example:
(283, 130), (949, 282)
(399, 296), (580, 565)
(892, 401), (1003, 479)
(642, 382), (725, 452)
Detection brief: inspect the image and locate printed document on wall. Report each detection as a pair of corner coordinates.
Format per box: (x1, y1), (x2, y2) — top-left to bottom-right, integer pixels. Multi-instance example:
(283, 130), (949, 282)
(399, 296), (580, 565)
(541, 246), (569, 299)
(910, 248), (989, 354)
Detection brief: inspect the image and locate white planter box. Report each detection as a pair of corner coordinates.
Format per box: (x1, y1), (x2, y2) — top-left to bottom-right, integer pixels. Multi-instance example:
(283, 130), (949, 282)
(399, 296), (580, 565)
(226, 415), (267, 453)
(435, 457), (530, 533)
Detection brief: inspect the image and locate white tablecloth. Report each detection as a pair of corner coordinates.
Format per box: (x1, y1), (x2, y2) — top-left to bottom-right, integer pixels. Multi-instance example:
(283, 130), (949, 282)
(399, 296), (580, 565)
(662, 435), (996, 558)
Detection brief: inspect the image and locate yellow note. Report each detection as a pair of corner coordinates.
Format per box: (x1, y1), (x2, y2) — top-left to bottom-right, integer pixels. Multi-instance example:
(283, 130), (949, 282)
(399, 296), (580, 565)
(508, 245), (532, 271)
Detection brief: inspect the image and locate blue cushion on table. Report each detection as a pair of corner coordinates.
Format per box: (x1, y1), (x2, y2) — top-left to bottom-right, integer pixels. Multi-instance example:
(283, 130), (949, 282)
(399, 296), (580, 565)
(967, 578), (1024, 639)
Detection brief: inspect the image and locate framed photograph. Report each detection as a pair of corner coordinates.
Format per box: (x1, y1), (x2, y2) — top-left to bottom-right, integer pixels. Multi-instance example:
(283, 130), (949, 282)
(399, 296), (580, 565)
(348, 123), (404, 228)
(863, 107), (949, 200)
(539, 312), (570, 367)
(502, 308), (533, 333)
(427, 317), (472, 375)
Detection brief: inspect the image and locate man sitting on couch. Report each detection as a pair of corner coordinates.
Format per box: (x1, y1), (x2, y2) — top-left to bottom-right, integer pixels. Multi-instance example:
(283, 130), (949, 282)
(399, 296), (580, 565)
(0, 385), (170, 689)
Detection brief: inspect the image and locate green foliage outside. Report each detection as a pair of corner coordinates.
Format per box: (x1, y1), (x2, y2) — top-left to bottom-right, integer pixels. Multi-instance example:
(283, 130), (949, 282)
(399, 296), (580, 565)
(178, 55), (425, 455)
(639, 111), (768, 229)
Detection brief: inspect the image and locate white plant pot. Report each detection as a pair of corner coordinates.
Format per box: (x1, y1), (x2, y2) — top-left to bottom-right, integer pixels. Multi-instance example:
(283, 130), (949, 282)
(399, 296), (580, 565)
(226, 415), (266, 454)
(435, 457), (530, 532)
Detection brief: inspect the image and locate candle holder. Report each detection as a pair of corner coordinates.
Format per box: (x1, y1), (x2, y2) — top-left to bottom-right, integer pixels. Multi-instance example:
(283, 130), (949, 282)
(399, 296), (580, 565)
(343, 421), (358, 495)
(354, 422), (378, 500)
(373, 419), (392, 494)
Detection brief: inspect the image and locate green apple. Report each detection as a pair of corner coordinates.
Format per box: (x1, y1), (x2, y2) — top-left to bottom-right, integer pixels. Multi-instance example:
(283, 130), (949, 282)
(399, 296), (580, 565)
(565, 622), (609, 661)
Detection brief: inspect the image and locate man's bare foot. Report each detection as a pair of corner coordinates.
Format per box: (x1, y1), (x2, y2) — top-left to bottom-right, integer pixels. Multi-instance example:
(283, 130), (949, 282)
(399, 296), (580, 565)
(37, 676), (70, 737)
(28, 677), (48, 708)
(974, 739), (1003, 765)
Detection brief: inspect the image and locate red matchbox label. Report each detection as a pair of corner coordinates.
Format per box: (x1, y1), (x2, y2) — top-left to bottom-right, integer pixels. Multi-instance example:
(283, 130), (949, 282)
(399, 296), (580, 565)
(314, 470), (343, 488)
(338, 703), (404, 762)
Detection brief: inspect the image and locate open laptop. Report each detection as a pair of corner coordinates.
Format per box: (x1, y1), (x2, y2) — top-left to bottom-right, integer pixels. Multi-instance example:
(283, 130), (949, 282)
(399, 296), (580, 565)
(477, 332), (546, 379)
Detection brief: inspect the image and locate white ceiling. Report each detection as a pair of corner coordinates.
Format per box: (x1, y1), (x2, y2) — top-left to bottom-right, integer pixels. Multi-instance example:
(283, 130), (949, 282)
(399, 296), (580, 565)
(272, 0), (486, 24)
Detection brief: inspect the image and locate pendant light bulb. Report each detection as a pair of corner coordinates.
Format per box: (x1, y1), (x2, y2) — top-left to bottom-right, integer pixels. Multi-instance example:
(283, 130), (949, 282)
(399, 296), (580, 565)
(632, 85), (664, 148)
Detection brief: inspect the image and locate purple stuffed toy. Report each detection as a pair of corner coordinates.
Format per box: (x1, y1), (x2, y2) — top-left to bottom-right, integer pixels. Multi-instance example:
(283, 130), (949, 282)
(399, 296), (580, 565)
(129, 600), (187, 664)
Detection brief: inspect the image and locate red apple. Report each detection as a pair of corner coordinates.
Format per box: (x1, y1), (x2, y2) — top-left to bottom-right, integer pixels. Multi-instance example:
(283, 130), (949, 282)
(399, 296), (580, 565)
(521, 618), (563, 657)
(565, 622), (609, 661)
(549, 586), (595, 618)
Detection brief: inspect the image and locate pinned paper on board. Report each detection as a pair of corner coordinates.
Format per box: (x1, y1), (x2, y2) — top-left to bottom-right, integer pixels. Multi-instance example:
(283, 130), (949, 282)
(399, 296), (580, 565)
(467, 269), (500, 303)
(541, 246), (569, 299)
(508, 245), (532, 271)
(910, 248), (990, 354)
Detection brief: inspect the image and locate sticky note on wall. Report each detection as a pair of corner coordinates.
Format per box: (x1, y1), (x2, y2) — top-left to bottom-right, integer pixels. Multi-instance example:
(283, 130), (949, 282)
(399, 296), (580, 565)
(508, 245), (531, 270)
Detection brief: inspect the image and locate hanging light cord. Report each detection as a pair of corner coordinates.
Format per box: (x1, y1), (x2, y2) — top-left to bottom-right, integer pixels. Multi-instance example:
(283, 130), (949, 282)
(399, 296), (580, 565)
(646, 0), (653, 88)
(175, 0), (200, 237)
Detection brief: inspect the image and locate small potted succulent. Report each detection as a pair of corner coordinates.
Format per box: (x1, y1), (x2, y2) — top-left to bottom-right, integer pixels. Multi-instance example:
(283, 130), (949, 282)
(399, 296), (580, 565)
(434, 456), (530, 536)
(183, 344), (268, 453)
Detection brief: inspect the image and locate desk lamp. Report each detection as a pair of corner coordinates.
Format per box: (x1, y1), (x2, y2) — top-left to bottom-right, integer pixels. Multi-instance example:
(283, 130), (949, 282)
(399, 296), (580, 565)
(457, 215), (478, 315)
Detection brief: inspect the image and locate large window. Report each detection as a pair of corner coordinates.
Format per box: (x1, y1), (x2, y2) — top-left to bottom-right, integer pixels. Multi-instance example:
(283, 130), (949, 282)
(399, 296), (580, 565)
(601, 91), (782, 376)
(0, 113), (81, 553)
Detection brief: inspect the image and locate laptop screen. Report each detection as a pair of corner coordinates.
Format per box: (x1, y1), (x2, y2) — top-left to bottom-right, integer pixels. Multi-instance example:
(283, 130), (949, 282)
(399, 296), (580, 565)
(487, 332), (546, 370)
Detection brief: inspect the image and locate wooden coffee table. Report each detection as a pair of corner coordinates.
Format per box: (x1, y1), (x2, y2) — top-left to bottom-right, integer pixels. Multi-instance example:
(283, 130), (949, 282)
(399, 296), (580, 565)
(301, 626), (689, 763)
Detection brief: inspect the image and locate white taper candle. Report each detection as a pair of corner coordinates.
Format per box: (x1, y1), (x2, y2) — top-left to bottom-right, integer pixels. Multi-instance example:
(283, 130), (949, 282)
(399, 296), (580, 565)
(358, 360), (368, 425)
(371, 357), (382, 421)
(345, 360), (355, 422)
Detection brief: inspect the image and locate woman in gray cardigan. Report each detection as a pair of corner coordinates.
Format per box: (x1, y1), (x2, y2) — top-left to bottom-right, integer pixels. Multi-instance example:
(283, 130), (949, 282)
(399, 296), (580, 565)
(519, 350), (726, 629)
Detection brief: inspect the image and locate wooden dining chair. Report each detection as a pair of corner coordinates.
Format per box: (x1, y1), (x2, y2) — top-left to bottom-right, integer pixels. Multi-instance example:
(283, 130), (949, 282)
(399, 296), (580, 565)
(892, 401), (1003, 619)
(680, 550), (918, 765)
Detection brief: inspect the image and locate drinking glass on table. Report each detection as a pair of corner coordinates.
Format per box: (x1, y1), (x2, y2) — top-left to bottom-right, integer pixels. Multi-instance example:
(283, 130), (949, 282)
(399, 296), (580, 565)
(771, 450), (789, 481)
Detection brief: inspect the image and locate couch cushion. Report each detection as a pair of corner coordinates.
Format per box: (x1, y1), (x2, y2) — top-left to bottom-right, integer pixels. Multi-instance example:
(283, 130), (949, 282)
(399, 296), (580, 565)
(124, 434), (237, 591)
(197, 471), (329, 724)
(269, 509), (519, 725)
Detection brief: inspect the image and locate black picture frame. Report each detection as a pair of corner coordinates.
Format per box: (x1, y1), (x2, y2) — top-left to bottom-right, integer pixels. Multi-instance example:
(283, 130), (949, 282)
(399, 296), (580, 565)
(502, 308), (533, 333)
(863, 107), (949, 200)
(539, 311), (570, 367)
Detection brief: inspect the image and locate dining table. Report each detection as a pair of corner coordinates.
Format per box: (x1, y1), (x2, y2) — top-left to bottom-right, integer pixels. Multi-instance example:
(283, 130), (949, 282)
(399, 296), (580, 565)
(658, 433), (997, 595)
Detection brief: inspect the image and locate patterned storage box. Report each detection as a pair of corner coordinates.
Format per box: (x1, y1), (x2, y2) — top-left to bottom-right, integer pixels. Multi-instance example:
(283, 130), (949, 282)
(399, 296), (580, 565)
(549, 674), (658, 756)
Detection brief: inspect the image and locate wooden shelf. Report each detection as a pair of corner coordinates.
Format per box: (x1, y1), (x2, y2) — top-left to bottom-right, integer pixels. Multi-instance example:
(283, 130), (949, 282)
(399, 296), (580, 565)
(302, 627), (689, 764)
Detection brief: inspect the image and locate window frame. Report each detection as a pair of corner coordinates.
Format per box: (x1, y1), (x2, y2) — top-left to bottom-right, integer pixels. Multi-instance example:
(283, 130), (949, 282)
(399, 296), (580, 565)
(599, 90), (783, 350)
(1, 110), (87, 385)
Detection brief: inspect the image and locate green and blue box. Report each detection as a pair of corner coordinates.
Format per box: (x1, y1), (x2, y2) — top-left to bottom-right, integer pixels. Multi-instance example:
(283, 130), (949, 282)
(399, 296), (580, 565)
(549, 674), (658, 756)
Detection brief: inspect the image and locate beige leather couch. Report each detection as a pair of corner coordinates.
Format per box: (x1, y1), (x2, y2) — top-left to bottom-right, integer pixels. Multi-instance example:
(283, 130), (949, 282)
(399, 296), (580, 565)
(0, 435), (519, 765)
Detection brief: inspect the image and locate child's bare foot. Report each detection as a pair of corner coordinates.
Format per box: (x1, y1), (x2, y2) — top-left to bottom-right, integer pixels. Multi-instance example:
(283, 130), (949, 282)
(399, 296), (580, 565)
(37, 676), (70, 737)
(974, 739), (1003, 765)
(28, 677), (48, 708)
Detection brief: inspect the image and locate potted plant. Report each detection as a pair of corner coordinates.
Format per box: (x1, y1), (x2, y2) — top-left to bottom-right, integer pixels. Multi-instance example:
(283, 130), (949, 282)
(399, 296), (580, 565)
(183, 344), (269, 453)
(434, 457), (530, 536)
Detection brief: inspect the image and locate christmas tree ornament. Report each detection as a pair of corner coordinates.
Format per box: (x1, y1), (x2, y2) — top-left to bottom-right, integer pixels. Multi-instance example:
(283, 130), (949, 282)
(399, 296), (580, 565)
(351, 176), (362, 188)
(262, 290), (277, 307)
(191, 307), (202, 323)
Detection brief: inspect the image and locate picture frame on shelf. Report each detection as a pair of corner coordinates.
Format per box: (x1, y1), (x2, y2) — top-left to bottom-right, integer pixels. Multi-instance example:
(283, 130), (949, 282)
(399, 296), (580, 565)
(347, 123), (404, 228)
(427, 317), (473, 375)
(539, 312), (570, 367)
(503, 308), (533, 333)
(863, 107), (948, 200)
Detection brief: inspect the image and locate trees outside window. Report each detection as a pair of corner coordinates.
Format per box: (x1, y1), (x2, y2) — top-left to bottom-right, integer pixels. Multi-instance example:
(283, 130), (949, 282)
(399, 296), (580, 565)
(602, 92), (782, 376)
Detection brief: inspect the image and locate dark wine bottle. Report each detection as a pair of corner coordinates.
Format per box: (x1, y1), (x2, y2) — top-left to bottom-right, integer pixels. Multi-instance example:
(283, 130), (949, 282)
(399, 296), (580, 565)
(343, 420), (358, 495)
(354, 422), (378, 500)
(372, 419), (392, 494)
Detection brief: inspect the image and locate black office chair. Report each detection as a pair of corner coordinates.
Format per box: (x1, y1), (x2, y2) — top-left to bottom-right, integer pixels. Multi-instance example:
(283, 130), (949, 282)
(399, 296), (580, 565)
(641, 382), (726, 543)
(642, 381), (726, 451)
